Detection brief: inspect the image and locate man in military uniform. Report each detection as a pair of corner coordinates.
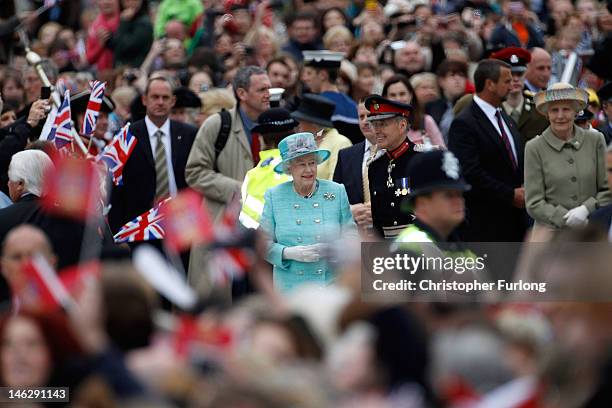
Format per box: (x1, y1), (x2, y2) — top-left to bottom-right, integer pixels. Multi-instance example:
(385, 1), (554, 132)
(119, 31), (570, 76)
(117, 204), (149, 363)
(395, 150), (471, 244)
(597, 82), (612, 144)
(492, 47), (549, 143)
(365, 95), (420, 239)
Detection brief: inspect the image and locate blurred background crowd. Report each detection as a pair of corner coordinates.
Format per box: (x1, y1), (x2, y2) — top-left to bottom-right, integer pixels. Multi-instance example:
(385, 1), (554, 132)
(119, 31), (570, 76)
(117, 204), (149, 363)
(0, 0), (612, 407)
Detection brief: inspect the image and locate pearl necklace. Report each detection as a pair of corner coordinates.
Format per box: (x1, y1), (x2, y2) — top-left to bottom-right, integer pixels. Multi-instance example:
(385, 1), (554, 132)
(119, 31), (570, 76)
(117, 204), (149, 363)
(294, 180), (318, 199)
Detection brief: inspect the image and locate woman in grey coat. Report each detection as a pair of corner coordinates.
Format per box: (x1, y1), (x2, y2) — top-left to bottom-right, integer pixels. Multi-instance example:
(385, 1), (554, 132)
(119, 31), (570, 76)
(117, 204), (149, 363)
(525, 83), (611, 229)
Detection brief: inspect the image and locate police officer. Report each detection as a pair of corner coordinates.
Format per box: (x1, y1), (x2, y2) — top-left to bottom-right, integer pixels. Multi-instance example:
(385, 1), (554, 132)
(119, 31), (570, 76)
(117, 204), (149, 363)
(492, 47), (549, 143)
(365, 95), (420, 239)
(396, 150), (471, 244)
(239, 108), (298, 229)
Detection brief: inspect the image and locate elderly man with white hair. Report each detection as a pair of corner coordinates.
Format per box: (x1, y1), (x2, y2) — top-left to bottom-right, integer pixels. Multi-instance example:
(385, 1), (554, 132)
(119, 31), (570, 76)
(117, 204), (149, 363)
(0, 150), (54, 241)
(0, 150), (94, 270)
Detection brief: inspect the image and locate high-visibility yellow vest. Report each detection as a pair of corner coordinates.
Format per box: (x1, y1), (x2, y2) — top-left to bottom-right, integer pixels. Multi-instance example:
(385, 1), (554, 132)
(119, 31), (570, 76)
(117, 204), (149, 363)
(239, 149), (291, 229)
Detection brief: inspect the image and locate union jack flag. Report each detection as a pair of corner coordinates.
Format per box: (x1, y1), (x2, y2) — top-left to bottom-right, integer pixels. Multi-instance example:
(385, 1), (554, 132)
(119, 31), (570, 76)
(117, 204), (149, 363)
(52, 90), (72, 150)
(97, 123), (137, 185)
(81, 81), (106, 136)
(114, 198), (170, 243)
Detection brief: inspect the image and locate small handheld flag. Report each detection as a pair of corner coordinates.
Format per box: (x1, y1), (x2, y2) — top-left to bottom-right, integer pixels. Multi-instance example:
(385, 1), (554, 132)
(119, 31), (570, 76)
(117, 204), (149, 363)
(113, 198), (170, 243)
(51, 90), (73, 150)
(97, 123), (137, 185)
(81, 81), (106, 136)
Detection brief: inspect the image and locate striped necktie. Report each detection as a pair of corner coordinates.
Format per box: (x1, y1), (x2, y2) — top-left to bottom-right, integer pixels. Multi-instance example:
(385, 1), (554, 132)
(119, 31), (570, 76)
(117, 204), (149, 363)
(363, 145), (377, 203)
(154, 130), (169, 201)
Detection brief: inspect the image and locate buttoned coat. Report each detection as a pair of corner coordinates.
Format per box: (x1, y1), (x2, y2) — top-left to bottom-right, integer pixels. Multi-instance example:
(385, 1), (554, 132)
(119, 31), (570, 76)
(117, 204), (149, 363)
(259, 179), (355, 293)
(525, 125), (611, 228)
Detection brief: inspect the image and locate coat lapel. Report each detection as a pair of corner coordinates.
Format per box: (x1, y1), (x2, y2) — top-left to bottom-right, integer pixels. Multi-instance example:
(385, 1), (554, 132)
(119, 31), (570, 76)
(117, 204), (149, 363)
(134, 120), (155, 169)
(353, 141), (366, 186)
(471, 102), (514, 170)
(170, 120), (180, 171)
(232, 108), (253, 156)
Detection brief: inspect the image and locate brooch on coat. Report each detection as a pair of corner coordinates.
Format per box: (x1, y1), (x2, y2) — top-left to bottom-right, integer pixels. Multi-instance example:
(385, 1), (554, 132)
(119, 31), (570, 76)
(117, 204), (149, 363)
(323, 192), (336, 200)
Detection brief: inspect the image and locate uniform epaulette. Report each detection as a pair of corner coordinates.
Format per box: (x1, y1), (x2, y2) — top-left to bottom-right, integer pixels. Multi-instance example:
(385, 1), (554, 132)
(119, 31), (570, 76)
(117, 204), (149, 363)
(260, 157), (274, 167)
(523, 89), (535, 98)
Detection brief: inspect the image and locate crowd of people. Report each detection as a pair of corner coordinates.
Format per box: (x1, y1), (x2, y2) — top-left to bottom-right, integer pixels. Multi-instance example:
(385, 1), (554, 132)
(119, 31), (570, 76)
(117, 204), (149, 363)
(0, 0), (612, 406)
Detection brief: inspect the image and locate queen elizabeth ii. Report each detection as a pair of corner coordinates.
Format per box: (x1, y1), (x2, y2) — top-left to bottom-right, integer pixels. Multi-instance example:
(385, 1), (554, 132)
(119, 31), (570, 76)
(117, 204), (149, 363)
(259, 132), (356, 293)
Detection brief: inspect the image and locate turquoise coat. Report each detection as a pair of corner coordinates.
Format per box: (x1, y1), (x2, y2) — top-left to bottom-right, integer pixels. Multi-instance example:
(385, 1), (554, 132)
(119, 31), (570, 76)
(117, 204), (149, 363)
(260, 179), (356, 293)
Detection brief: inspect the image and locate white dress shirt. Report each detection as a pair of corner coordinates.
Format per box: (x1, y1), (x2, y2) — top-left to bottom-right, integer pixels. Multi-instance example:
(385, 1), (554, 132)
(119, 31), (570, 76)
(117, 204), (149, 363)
(473, 95), (518, 163)
(145, 116), (177, 197)
(362, 139), (385, 172)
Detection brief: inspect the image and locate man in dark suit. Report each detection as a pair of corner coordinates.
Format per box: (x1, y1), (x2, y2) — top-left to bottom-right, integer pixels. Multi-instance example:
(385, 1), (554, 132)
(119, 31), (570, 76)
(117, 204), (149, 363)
(108, 76), (198, 235)
(448, 59), (528, 242)
(334, 101), (381, 231)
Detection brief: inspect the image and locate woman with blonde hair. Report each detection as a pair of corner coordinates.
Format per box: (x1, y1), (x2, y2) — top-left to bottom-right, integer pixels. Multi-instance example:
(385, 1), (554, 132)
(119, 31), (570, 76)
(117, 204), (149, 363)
(525, 83), (611, 229)
(196, 88), (235, 128)
(244, 26), (280, 68)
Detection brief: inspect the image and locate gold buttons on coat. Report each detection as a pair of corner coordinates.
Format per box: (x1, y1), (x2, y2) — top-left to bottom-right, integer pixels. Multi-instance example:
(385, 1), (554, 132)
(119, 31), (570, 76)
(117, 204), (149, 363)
(296, 219), (302, 225)
(314, 218), (321, 223)
(313, 203), (319, 208)
(294, 204), (300, 209)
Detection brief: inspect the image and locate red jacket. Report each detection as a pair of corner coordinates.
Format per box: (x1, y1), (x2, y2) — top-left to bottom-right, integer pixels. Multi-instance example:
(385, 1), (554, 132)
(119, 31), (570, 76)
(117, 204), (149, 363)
(86, 13), (120, 72)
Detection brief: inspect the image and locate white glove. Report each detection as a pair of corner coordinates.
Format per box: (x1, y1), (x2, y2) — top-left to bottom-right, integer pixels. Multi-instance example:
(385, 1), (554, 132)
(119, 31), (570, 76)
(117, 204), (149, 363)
(283, 244), (325, 262)
(563, 205), (589, 227)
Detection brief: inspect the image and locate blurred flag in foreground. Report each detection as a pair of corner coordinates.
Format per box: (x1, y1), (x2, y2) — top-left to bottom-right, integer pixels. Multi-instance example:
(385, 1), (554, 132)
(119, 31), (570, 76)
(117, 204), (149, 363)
(41, 154), (101, 221)
(15, 254), (75, 311)
(114, 198), (170, 243)
(162, 189), (213, 253)
(210, 193), (254, 285)
(97, 123), (137, 185)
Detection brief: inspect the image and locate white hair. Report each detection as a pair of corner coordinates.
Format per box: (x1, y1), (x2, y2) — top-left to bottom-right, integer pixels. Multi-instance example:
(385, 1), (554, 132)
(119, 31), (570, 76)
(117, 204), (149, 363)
(8, 150), (54, 197)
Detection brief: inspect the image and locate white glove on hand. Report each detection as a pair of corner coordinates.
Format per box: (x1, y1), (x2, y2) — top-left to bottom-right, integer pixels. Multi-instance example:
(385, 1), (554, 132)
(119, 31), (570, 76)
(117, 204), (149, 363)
(283, 244), (325, 262)
(563, 205), (589, 227)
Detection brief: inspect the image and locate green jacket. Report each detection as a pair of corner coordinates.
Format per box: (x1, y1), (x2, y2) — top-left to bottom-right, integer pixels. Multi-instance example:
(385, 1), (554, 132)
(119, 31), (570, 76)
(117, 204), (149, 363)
(525, 125), (611, 228)
(154, 0), (203, 38)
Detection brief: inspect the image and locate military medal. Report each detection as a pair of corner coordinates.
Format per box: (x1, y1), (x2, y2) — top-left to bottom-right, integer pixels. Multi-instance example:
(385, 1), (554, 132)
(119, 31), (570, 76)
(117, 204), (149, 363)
(399, 177), (410, 195)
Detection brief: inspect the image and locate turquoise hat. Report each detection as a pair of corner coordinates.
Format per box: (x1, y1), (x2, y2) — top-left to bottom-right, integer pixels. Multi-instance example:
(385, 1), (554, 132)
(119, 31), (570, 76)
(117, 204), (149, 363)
(274, 132), (331, 174)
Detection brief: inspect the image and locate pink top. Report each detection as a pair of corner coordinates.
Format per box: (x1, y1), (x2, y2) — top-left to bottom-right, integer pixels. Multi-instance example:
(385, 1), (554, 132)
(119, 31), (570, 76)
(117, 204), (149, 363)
(406, 114), (446, 149)
(86, 13), (120, 72)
